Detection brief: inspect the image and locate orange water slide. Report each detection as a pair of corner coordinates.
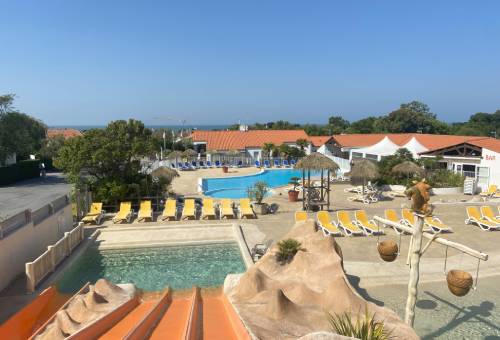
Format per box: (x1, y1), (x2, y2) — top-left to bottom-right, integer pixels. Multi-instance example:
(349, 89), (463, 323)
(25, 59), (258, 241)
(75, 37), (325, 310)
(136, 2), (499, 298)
(0, 286), (70, 340)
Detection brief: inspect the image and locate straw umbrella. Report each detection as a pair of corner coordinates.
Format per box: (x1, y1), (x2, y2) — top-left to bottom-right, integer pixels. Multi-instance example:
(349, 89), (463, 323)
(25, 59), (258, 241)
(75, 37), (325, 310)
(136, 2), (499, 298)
(167, 150), (183, 166)
(347, 159), (379, 196)
(295, 153), (339, 211)
(151, 167), (179, 182)
(392, 161), (424, 185)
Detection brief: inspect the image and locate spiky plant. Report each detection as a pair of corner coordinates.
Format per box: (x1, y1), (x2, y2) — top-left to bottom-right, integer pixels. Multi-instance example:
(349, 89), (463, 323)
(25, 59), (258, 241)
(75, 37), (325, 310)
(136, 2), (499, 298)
(276, 238), (303, 264)
(327, 307), (393, 340)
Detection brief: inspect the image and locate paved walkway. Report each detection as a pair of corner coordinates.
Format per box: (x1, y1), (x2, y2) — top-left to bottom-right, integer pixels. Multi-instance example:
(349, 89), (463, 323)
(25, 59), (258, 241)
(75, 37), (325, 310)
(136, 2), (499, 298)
(0, 173), (70, 219)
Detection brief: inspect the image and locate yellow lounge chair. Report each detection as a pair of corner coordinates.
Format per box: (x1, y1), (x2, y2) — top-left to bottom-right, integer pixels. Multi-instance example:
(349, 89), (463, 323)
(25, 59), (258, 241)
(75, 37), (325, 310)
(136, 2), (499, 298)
(465, 206), (500, 231)
(354, 210), (384, 235)
(384, 209), (407, 234)
(238, 198), (256, 219)
(316, 211), (342, 237)
(481, 206), (500, 224)
(479, 185), (497, 198)
(161, 199), (177, 221)
(137, 200), (153, 222)
(295, 211), (308, 223)
(181, 199), (196, 220)
(402, 208), (431, 232)
(201, 198), (216, 219)
(82, 202), (104, 225)
(112, 202), (133, 223)
(337, 211), (364, 236)
(424, 216), (453, 233)
(219, 199), (235, 219)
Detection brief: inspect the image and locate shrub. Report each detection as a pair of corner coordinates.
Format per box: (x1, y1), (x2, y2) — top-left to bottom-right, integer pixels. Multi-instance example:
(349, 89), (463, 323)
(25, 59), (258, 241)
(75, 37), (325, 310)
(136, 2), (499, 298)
(247, 181), (269, 204)
(0, 159), (40, 185)
(289, 176), (301, 191)
(276, 238), (303, 264)
(426, 169), (464, 188)
(328, 307), (393, 340)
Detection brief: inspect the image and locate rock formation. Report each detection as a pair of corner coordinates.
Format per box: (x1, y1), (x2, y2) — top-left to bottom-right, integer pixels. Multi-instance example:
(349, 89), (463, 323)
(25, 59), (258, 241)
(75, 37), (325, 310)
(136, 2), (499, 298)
(228, 219), (419, 339)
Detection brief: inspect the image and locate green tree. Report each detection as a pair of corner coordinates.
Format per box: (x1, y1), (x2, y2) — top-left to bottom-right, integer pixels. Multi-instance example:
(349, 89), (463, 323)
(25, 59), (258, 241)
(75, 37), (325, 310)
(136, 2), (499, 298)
(262, 143), (275, 158)
(0, 94), (16, 114)
(296, 138), (309, 150)
(55, 119), (158, 203)
(347, 117), (379, 133)
(328, 115), (350, 134)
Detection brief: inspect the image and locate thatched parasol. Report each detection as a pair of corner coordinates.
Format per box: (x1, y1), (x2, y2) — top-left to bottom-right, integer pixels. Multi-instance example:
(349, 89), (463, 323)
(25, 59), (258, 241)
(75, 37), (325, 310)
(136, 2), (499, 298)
(181, 149), (197, 159)
(347, 159), (379, 195)
(167, 150), (183, 165)
(392, 161), (424, 182)
(295, 152), (340, 171)
(151, 167), (179, 182)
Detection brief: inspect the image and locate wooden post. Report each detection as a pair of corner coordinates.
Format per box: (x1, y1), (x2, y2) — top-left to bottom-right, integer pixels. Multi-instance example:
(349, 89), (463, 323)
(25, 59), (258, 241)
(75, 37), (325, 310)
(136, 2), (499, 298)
(327, 170), (330, 210)
(405, 213), (424, 326)
(302, 169), (305, 211)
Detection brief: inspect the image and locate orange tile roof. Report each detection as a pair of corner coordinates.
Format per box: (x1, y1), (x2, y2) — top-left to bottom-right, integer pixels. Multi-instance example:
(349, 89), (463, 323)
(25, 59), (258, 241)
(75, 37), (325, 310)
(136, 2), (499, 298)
(308, 136), (333, 147)
(332, 133), (500, 152)
(191, 130), (309, 151)
(47, 128), (82, 139)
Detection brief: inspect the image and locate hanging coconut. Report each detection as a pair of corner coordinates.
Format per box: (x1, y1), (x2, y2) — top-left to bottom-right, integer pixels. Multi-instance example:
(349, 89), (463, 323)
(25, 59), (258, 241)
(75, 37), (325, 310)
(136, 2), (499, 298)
(377, 240), (398, 262)
(446, 270), (473, 297)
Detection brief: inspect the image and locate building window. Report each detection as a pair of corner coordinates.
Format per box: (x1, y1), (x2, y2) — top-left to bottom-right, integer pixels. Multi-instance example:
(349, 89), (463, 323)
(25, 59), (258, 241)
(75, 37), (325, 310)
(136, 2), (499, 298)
(365, 154), (378, 161)
(352, 152), (363, 159)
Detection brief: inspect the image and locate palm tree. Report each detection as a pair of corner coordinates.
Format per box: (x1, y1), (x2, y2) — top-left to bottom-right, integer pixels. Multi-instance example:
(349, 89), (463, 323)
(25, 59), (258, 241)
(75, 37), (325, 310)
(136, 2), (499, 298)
(278, 144), (291, 159)
(296, 138), (309, 151)
(262, 143), (275, 158)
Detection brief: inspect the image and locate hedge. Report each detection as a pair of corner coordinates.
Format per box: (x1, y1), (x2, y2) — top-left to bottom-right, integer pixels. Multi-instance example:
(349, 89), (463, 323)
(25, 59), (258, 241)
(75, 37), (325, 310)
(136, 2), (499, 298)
(0, 160), (41, 186)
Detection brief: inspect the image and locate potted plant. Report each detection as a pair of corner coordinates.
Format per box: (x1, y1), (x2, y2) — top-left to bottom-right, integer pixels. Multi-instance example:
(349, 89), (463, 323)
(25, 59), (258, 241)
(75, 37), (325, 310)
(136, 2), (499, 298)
(247, 181), (269, 215)
(222, 163), (228, 173)
(275, 238), (304, 264)
(288, 176), (300, 202)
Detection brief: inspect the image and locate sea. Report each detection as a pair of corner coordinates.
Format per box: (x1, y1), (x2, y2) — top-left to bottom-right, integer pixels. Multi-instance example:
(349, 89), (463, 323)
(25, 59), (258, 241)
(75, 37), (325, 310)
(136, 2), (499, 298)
(49, 125), (230, 132)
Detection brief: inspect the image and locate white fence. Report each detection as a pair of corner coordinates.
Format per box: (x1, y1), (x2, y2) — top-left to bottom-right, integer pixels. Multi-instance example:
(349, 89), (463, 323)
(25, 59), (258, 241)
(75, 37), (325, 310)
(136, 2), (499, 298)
(25, 222), (84, 293)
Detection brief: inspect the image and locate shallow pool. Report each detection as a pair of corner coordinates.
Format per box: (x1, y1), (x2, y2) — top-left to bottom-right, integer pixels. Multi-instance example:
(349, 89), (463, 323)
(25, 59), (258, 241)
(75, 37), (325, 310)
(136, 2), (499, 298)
(56, 243), (246, 293)
(202, 169), (319, 198)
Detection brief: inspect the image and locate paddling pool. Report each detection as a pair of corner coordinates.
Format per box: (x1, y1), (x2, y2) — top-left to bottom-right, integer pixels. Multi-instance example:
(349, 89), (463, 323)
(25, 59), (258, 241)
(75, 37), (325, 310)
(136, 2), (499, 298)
(202, 169), (319, 198)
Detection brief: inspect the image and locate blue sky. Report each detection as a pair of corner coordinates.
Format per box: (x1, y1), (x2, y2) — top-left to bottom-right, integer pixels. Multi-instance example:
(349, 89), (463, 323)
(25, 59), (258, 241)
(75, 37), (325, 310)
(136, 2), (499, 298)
(1, 1), (499, 126)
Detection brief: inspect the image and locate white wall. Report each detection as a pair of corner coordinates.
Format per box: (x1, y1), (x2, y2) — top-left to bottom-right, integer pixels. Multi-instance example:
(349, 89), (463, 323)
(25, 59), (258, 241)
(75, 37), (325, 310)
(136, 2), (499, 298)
(480, 148), (500, 186)
(0, 205), (73, 292)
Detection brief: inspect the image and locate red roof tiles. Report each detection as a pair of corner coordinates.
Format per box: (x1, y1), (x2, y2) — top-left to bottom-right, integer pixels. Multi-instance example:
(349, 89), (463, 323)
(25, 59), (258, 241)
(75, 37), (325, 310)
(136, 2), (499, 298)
(309, 136), (333, 147)
(47, 128), (82, 139)
(191, 130), (309, 151)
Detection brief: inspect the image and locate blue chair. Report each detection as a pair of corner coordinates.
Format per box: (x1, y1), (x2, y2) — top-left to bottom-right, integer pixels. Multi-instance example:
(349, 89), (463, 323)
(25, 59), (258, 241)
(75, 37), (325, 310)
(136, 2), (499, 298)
(184, 162), (192, 170)
(199, 160), (206, 168)
(264, 160), (271, 168)
(236, 160), (243, 167)
(283, 159), (290, 167)
(255, 160), (261, 167)
(291, 159), (296, 167)
(191, 160), (199, 169)
(215, 160), (221, 167)
(177, 162), (186, 170)
(274, 159), (281, 167)
(206, 160), (213, 167)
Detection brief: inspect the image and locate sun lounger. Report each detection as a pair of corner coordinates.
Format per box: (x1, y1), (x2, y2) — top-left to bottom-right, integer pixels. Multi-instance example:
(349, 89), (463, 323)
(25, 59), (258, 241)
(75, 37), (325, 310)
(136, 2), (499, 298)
(234, 160), (243, 167)
(185, 162), (193, 170)
(206, 160), (213, 168)
(283, 159), (290, 167)
(290, 159), (296, 167)
(402, 208), (431, 232)
(191, 160), (199, 169)
(238, 198), (256, 219)
(201, 198), (216, 219)
(112, 202), (133, 223)
(137, 200), (153, 222)
(161, 199), (178, 221)
(251, 239), (273, 261)
(82, 202), (104, 225)
(354, 210), (384, 235)
(480, 206), (500, 224)
(316, 211), (342, 237)
(215, 160), (221, 168)
(295, 211), (307, 222)
(337, 211), (364, 236)
(220, 199), (235, 219)
(264, 160), (271, 168)
(170, 163), (176, 169)
(384, 209), (407, 234)
(479, 185), (497, 198)
(424, 216), (453, 233)
(199, 160), (206, 168)
(465, 206), (500, 231)
(388, 191), (406, 198)
(255, 160), (261, 167)
(273, 159), (280, 167)
(181, 199), (196, 220)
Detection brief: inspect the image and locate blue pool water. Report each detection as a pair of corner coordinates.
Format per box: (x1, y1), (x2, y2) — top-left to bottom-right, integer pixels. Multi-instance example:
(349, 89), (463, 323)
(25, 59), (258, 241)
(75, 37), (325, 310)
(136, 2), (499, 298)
(56, 243), (246, 293)
(203, 169), (318, 198)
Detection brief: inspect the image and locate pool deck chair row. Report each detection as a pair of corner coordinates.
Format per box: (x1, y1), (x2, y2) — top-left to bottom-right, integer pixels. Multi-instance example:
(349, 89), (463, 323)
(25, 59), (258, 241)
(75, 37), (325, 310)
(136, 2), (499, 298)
(316, 210), (385, 237)
(82, 202), (104, 225)
(384, 209), (453, 234)
(465, 206), (500, 231)
(159, 198), (256, 221)
(479, 185), (499, 198)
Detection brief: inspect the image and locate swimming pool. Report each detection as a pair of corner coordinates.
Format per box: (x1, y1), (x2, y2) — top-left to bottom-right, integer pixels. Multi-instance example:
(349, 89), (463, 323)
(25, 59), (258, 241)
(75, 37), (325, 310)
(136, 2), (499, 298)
(202, 169), (318, 198)
(56, 243), (246, 293)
